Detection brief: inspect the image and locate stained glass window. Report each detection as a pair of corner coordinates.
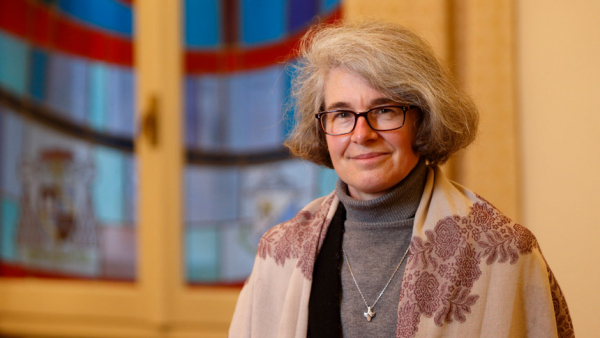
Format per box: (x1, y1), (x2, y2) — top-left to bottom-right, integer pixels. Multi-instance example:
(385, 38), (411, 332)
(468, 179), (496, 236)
(0, 0), (136, 281)
(182, 0), (342, 285)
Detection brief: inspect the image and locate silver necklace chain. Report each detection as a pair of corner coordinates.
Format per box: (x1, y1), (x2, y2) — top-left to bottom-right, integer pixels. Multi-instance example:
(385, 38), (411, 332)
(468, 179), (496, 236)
(342, 245), (410, 322)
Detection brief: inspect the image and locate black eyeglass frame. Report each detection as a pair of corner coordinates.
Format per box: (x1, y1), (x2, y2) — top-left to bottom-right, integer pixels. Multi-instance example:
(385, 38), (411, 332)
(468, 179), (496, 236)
(314, 105), (418, 136)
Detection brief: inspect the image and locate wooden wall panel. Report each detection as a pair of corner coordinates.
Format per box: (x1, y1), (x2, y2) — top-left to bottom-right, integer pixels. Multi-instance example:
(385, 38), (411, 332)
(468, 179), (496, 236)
(452, 0), (519, 220)
(344, 0), (451, 62)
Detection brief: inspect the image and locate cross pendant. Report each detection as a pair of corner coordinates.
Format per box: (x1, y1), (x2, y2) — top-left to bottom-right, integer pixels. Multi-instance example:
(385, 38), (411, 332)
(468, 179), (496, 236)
(364, 307), (376, 322)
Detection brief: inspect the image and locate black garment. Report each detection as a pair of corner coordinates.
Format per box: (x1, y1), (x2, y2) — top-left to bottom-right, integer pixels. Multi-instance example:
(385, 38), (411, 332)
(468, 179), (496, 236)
(307, 203), (345, 338)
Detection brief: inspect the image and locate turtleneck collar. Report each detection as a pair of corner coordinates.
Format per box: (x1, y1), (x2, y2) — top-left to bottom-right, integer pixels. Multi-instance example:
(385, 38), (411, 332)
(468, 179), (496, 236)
(335, 158), (427, 223)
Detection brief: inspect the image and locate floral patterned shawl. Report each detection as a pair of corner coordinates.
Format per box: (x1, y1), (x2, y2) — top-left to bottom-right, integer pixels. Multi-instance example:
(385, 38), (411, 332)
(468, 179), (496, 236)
(229, 166), (574, 337)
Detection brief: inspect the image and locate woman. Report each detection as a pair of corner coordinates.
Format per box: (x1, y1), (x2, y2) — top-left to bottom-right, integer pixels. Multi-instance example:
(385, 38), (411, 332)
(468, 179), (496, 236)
(230, 21), (574, 338)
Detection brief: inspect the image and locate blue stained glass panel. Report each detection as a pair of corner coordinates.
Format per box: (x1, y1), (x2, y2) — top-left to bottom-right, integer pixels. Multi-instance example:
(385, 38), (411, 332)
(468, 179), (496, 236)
(186, 227), (219, 282)
(0, 197), (19, 261)
(195, 75), (228, 150)
(106, 67), (135, 137)
(93, 147), (125, 225)
(122, 155), (137, 223)
(228, 66), (284, 151)
(0, 110), (3, 261)
(321, 0), (341, 12)
(240, 0), (286, 45)
(88, 63), (108, 131)
(58, 0), (133, 36)
(185, 77), (198, 148)
(0, 111), (24, 198)
(47, 54), (74, 120)
(289, 0), (318, 33)
(0, 109), (2, 192)
(185, 0), (221, 48)
(47, 53), (89, 124)
(69, 58), (88, 123)
(318, 167), (339, 197)
(0, 32), (29, 96)
(29, 49), (48, 102)
(0, 111), (21, 263)
(185, 166), (239, 223)
(220, 225), (256, 281)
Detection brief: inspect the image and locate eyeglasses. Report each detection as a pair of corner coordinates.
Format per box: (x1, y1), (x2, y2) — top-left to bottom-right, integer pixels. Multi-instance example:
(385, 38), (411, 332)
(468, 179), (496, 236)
(315, 105), (417, 136)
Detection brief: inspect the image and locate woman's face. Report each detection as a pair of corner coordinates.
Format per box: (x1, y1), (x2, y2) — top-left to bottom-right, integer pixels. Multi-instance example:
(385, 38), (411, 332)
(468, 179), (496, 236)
(323, 67), (420, 200)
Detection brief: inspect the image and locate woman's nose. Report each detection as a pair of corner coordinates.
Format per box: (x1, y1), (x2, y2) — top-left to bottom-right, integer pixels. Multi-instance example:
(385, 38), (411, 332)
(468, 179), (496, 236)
(351, 116), (378, 144)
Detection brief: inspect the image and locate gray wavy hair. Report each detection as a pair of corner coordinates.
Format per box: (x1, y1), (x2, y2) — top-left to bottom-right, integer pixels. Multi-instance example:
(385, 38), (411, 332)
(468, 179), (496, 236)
(284, 20), (479, 167)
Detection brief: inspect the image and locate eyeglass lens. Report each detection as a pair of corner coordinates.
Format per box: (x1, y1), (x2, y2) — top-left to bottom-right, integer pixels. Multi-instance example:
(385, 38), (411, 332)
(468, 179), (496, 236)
(321, 106), (406, 135)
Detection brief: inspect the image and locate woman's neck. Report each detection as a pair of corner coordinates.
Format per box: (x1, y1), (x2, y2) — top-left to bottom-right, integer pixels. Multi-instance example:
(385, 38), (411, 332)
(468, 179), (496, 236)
(335, 158), (427, 223)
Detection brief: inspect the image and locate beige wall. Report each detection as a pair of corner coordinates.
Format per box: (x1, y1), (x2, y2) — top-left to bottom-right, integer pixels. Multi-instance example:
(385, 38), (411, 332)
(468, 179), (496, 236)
(517, 1), (600, 336)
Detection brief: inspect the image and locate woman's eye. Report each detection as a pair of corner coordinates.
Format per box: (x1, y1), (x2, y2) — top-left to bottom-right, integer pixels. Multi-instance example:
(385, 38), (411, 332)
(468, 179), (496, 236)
(333, 111), (353, 119)
(375, 108), (393, 114)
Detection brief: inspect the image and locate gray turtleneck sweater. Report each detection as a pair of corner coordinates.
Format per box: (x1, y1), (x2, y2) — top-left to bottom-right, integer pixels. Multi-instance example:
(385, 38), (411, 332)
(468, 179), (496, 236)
(336, 159), (427, 338)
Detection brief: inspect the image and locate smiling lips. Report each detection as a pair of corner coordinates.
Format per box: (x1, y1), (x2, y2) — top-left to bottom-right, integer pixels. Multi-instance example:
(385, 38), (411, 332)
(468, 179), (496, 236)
(350, 152), (389, 160)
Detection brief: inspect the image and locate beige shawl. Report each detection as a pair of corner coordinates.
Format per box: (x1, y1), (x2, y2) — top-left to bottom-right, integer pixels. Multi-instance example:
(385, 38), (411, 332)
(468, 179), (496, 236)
(230, 166), (574, 337)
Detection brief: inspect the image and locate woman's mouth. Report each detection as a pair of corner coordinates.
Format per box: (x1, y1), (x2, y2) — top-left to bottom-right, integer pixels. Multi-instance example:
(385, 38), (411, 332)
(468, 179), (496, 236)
(351, 152), (388, 160)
